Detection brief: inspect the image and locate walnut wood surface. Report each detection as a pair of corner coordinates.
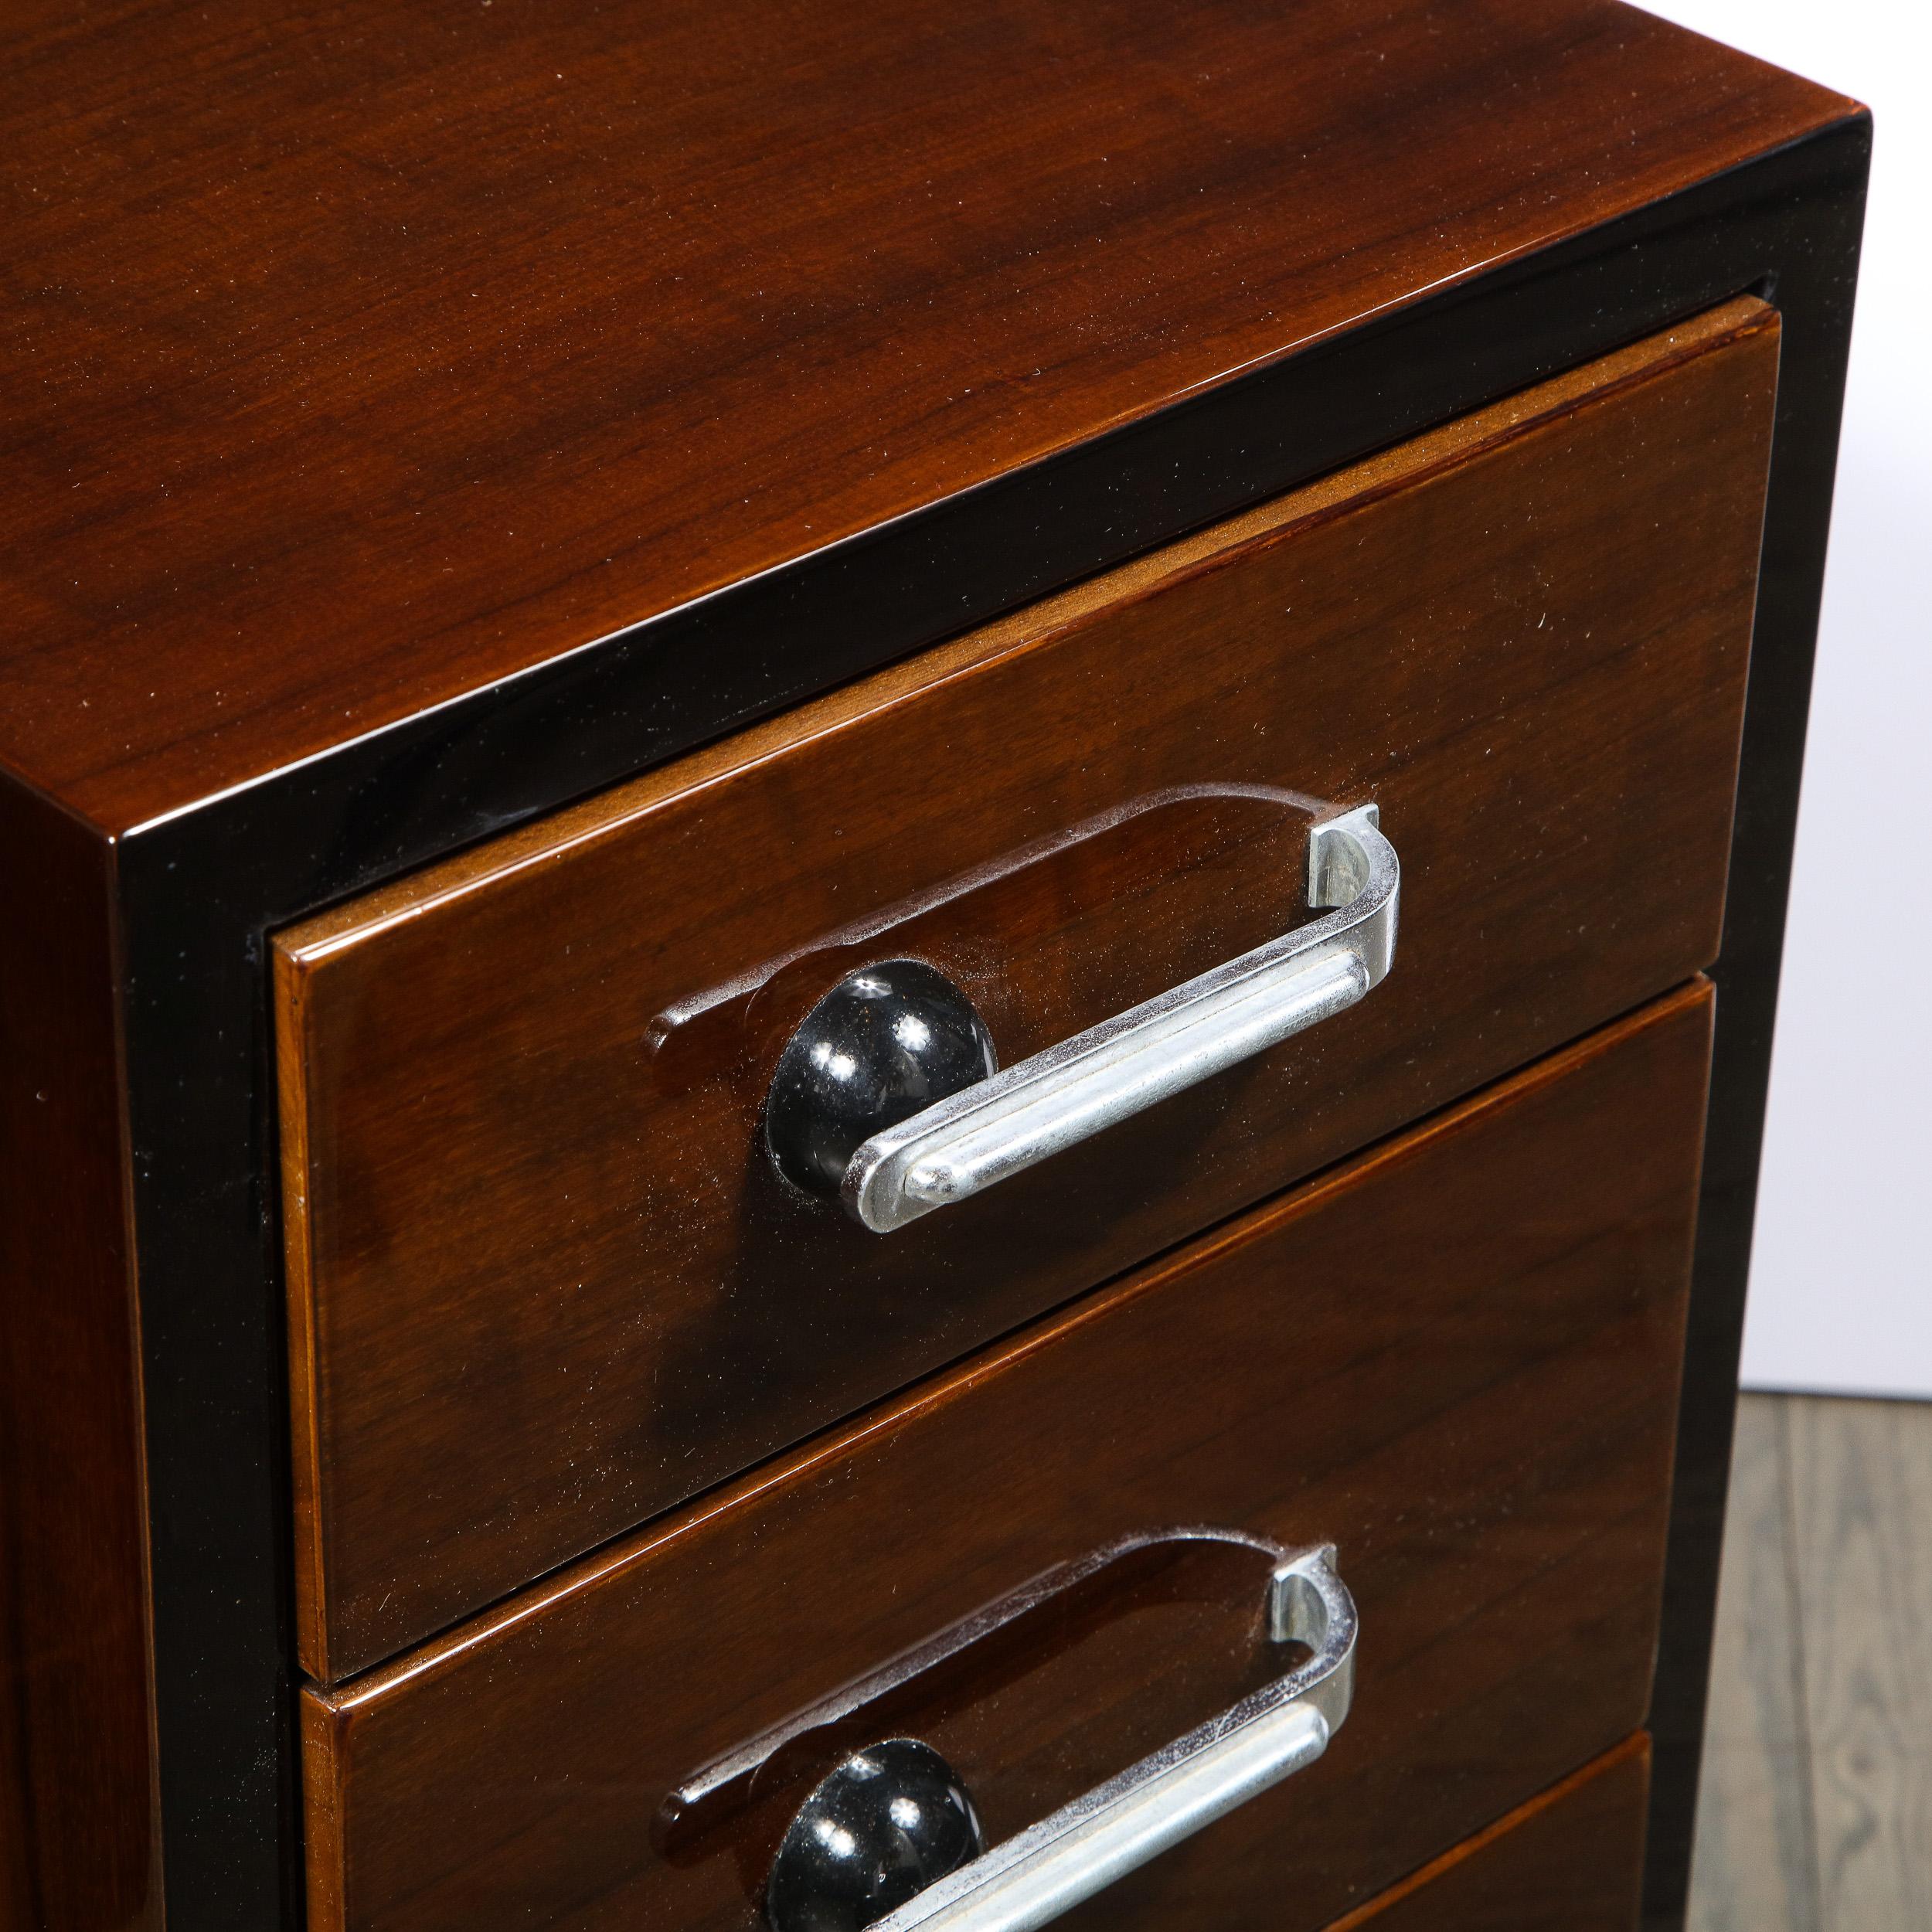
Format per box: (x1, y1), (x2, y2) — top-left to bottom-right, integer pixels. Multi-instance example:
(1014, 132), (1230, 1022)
(278, 303), (1776, 1678)
(0, 780), (159, 1932)
(0, 0), (1846, 834)
(300, 984), (1711, 1932)
(1327, 1734), (1649, 1932)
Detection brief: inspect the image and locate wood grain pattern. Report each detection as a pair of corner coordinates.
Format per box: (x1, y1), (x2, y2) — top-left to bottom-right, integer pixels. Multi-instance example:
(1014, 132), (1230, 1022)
(1327, 1734), (1650, 1932)
(1687, 1394), (1932, 1932)
(1685, 1396), (1820, 1932)
(0, 781), (159, 1932)
(278, 302), (1777, 1678)
(0, 0), (1848, 835)
(1787, 1398), (1932, 1930)
(299, 983), (1713, 1932)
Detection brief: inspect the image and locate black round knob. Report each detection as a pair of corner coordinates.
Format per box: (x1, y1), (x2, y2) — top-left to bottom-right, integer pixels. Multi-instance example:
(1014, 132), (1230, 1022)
(765, 961), (997, 1202)
(766, 1738), (985, 1932)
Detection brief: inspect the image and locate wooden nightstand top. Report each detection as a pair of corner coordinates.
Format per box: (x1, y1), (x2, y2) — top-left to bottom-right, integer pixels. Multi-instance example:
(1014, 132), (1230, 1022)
(0, 0), (1852, 833)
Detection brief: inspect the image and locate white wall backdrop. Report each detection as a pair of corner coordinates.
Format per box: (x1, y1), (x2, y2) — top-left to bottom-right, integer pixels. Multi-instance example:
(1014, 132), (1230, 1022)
(1640, 2), (1931, 1395)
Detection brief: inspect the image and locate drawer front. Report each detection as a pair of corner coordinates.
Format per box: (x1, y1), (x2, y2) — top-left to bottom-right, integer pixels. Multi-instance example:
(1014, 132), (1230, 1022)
(1326, 1736), (1648, 1931)
(277, 298), (1774, 1677)
(301, 985), (1709, 1931)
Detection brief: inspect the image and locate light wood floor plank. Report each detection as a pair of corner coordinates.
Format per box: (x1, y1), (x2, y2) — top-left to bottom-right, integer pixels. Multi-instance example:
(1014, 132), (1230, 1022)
(1785, 1394), (1932, 1932)
(1686, 1393), (1821, 1932)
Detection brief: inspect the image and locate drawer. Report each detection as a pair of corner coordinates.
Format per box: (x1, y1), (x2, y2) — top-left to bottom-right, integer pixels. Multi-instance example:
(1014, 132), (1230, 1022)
(1327, 1736), (1648, 1931)
(277, 298), (1775, 1678)
(298, 984), (1709, 1930)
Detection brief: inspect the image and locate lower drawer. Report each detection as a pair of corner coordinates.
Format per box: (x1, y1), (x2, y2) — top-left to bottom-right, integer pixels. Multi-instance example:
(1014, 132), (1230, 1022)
(301, 983), (1709, 1932)
(1328, 1736), (1648, 1931)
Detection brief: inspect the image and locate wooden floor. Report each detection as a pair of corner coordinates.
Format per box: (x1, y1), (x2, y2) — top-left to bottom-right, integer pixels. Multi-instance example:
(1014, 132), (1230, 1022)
(1687, 1393), (1932, 1931)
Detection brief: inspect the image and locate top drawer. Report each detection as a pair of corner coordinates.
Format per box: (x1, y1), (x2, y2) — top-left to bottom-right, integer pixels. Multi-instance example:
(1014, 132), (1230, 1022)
(277, 297), (1777, 1679)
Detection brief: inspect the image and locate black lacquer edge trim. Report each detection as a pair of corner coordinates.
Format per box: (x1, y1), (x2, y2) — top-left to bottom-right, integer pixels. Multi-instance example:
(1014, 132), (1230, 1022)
(111, 114), (1869, 1931)
(1643, 117), (1870, 1932)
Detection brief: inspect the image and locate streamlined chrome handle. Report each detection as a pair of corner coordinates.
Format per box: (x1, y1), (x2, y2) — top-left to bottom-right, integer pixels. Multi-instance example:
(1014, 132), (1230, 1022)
(767, 803), (1397, 1233)
(872, 1544), (1353, 1932)
(750, 1539), (1356, 1932)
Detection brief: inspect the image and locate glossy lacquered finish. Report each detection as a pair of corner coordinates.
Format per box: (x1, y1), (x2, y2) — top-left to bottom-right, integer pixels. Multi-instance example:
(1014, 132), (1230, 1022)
(0, 782), (158, 1932)
(767, 962), (1002, 1206)
(767, 1740), (987, 1932)
(0, 0), (1849, 838)
(0, 3), (1868, 1923)
(100, 124), (1864, 1932)
(1325, 1736), (1650, 1932)
(277, 303), (1775, 1680)
(298, 985), (1711, 1932)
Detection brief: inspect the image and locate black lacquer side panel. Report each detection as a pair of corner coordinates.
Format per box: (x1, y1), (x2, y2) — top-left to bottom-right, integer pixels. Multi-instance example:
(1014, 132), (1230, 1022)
(1645, 121), (1870, 1932)
(113, 117), (1867, 1931)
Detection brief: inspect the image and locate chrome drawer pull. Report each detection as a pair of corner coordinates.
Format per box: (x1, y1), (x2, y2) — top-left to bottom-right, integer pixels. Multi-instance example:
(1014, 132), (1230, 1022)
(745, 1536), (1356, 1932)
(767, 802), (1398, 1232)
